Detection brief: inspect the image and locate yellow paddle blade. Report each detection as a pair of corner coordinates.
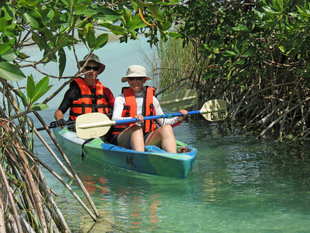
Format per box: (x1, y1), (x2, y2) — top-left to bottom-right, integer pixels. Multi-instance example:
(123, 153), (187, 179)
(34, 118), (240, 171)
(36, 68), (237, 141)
(159, 89), (198, 111)
(76, 113), (111, 139)
(200, 99), (227, 121)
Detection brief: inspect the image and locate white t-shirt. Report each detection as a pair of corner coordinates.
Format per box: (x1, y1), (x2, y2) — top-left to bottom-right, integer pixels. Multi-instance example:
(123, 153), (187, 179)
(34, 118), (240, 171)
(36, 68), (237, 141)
(112, 89), (183, 126)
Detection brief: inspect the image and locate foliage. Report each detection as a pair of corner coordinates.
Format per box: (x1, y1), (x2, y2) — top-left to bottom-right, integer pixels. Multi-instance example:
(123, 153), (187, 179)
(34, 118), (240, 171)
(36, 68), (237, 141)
(173, 0), (310, 81)
(0, 0), (178, 111)
(158, 0), (310, 143)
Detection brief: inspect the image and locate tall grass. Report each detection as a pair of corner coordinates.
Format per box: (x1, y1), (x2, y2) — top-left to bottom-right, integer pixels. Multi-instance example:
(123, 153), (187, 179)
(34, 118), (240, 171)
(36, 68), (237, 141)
(142, 37), (196, 95)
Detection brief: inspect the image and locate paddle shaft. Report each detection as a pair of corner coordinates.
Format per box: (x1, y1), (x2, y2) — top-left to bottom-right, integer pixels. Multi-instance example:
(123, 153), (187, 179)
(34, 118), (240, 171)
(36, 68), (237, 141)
(35, 121), (75, 131)
(78, 109), (224, 129)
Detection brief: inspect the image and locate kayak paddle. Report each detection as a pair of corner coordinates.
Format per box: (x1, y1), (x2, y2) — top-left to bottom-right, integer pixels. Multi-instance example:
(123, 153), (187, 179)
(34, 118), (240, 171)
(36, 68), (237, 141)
(76, 99), (227, 139)
(34, 120), (75, 131)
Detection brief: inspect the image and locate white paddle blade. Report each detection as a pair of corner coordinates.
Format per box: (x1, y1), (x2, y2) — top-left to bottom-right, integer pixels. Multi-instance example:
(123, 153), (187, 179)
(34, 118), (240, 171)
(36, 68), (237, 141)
(76, 113), (112, 139)
(200, 99), (227, 121)
(160, 89), (198, 111)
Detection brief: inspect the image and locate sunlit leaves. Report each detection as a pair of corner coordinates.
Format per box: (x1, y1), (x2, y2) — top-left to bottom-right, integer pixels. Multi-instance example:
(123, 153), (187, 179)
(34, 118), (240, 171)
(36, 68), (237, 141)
(99, 22), (127, 35)
(31, 76), (52, 104)
(174, 0), (310, 84)
(95, 8), (122, 22)
(23, 11), (41, 29)
(0, 62), (25, 81)
(0, 0), (177, 95)
(21, 75), (51, 111)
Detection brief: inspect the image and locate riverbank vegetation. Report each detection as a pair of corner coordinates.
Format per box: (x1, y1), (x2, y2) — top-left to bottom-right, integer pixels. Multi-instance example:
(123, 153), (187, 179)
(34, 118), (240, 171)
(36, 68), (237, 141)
(156, 1), (310, 150)
(1, 0), (309, 232)
(0, 0), (178, 232)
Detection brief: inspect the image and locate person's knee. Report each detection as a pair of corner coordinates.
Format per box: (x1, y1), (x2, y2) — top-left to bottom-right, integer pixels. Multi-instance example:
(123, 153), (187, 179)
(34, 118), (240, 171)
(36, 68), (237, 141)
(162, 125), (173, 132)
(159, 125), (174, 136)
(130, 124), (143, 133)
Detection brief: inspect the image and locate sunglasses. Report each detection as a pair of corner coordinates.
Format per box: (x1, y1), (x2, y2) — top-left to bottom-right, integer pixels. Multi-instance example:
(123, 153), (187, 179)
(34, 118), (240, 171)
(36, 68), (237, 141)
(85, 66), (99, 71)
(127, 77), (144, 81)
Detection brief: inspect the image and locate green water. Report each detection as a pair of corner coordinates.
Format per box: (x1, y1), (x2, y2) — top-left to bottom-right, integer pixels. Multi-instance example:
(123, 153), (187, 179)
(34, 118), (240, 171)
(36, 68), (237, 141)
(27, 38), (310, 232)
(34, 110), (310, 233)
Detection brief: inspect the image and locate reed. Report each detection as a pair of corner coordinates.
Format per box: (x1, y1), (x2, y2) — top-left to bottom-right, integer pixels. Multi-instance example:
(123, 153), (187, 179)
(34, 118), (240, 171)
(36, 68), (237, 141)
(143, 37), (196, 95)
(0, 78), (100, 232)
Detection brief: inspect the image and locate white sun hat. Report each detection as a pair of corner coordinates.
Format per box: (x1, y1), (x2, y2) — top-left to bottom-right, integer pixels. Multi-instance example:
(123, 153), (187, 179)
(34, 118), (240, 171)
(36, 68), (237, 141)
(121, 65), (152, 82)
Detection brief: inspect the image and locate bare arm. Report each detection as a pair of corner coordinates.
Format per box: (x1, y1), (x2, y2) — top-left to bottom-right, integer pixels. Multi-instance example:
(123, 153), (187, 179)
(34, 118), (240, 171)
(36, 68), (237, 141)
(54, 109), (64, 121)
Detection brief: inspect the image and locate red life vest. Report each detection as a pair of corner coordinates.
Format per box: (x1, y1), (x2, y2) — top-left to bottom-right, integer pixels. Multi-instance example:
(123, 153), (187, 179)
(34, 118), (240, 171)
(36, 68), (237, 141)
(112, 87), (157, 135)
(69, 77), (110, 121)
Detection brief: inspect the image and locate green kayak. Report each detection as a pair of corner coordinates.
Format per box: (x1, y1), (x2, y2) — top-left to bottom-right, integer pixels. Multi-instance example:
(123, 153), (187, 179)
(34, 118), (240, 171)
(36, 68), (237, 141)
(54, 127), (197, 178)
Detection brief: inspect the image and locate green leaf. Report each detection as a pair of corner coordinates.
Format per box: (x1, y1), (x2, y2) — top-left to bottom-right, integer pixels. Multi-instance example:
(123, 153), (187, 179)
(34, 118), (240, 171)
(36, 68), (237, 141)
(74, 8), (97, 17)
(232, 24), (248, 32)
(96, 8), (121, 22)
(127, 14), (146, 30)
(18, 90), (28, 107)
(278, 45), (285, 53)
(100, 22), (127, 35)
(31, 103), (49, 111)
(32, 32), (49, 52)
(26, 75), (35, 101)
(0, 18), (8, 32)
(0, 62), (25, 81)
(128, 29), (138, 39)
(1, 4), (14, 21)
(94, 34), (108, 49)
(86, 29), (96, 49)
(122, 6), (132, 26)
(166, 32), (181, 38)
(161, 0), (180, 5)
(236, 59), (245, 65)
(226, 68), (233, 80)
(263, 6), (277, 14)
(32, 76), (52, 103)
(47, 9), (55, 19)
(0, 43), (11, 55)
(272, 0), (283, 12)
(61, 0), (73, 7)
(162, 19), (172, 31)
(147, 5), (164, 22)
(23, 12), (40, 29)
(58, 48), (66, 77)
(1, 48), (17, 62)
(17, 52), (30, 60)
(225, 50), (238, 56)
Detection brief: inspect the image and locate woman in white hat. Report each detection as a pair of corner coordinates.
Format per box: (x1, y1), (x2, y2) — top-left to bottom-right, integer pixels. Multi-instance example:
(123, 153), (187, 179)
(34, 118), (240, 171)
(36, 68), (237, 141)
(54, 53), (114, 127)
(110, 65), (188, 153)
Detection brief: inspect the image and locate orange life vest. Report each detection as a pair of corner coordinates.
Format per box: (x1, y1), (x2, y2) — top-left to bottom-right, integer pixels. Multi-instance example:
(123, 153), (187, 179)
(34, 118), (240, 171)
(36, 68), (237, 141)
(112, 87), (157, 135)
(69, 77), (109, 121)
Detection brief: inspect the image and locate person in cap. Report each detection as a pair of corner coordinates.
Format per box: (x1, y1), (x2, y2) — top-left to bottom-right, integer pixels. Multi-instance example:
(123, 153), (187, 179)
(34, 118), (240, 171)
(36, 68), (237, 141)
(54, 53), (114, 127)
(110, 65), (188, 153)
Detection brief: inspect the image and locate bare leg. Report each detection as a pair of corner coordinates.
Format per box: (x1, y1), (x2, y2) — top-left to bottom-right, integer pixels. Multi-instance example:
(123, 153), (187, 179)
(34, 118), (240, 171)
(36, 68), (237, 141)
(145, 125), (177, 153)
(117, 124), (145, 152)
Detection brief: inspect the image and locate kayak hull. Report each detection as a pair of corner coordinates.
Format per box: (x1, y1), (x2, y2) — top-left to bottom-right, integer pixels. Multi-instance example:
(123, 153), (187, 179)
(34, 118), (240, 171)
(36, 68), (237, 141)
(54, 127), (197, 178)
